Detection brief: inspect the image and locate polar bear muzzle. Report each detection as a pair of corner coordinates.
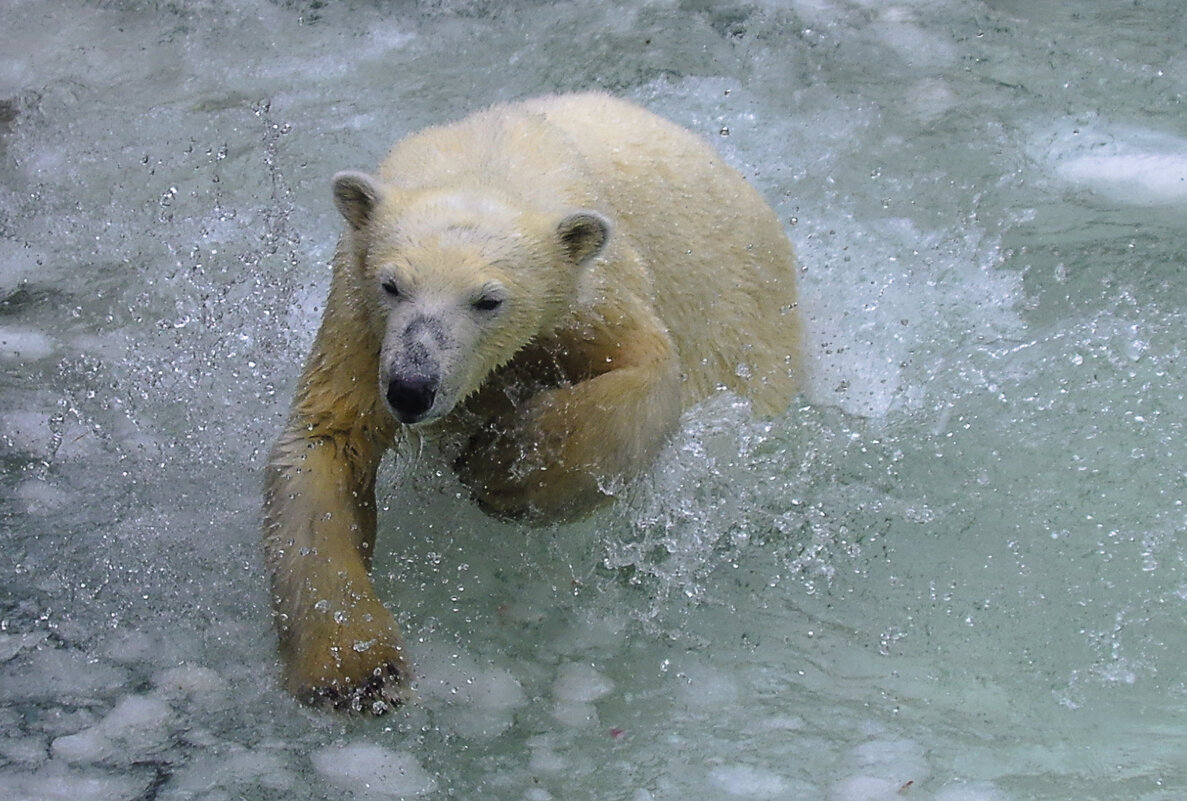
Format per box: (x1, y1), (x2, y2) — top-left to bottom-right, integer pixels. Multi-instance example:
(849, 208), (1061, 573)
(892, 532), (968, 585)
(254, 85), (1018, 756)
(385, 373), (439, 424)
(381, 314), (454, 424)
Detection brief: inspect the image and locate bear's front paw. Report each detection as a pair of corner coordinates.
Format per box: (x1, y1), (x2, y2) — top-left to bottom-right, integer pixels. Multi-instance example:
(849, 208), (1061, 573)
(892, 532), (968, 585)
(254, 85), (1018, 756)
(298, 656), (409, 715)
(283, 611), (412, 715)
(455, 436), (607, 524)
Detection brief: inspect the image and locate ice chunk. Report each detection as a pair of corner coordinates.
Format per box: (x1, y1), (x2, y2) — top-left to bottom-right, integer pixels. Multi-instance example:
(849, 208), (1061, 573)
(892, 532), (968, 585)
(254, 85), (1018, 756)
(413, 643), (525, 738)
(156, 745), (294, 800)
(51, 695), (174, 765)
(0, 411), (53, 457)
(850, 738), (929, 781)
(551, 662), (614, 728)
(153, 665), (227, 698)
(14, 479), (75, 514)
(831, 775), (905, 801)
(0, 735), (48, 765)
(0, 765), (154, 801)
(708, 763), (790, 798)
(0, 327), (55, 361)
(552, 662), (614, 704)
(832, 737), (931, 801)
(934, 780), (1010, 801)
(1047, 125), (1187, 205)
(311, 743), (437, 798)
(551, 699), (599, 728)
(673, 660), (740, 710)
(0, 631), (48, 662)
(527, 737), (569, 775)
(0, 649), (128, 704)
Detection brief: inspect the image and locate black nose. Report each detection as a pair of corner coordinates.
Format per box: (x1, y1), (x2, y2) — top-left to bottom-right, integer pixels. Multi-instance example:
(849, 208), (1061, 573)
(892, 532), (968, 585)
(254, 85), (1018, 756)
(386, 376), (438, 423)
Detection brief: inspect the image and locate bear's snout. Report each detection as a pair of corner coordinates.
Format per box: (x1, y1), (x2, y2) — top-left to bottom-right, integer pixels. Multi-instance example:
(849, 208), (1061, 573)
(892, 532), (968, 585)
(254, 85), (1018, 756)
(386, 375), (439, 424)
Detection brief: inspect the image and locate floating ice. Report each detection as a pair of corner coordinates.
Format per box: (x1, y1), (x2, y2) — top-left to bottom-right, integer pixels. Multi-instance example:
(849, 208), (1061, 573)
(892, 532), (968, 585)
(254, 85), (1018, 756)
(850, 738), (930, 781)
(874, 7), (958, 69)
(311, 743), (437, 799)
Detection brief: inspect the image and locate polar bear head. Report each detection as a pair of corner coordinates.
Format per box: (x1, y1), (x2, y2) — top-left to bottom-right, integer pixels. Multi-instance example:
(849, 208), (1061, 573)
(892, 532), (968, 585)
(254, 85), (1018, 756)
(332, 171), (610, 425)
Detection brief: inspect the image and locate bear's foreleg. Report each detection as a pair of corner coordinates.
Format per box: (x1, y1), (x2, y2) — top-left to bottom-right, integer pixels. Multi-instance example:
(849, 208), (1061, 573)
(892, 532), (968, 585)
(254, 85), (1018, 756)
(264, 427), (409, 712)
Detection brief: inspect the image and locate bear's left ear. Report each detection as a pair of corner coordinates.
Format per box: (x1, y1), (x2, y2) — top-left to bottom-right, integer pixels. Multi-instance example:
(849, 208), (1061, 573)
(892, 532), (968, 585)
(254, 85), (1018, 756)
(332, 171), (384, 230)
(556, 211), (611, 265)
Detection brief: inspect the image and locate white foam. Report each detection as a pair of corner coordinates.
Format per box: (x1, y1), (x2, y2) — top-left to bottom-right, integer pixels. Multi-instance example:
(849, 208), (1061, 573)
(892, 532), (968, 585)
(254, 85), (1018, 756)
(1046, 125), (1187, 205)
(799, 214), (1023, 419)
(311, 743), (437, 798)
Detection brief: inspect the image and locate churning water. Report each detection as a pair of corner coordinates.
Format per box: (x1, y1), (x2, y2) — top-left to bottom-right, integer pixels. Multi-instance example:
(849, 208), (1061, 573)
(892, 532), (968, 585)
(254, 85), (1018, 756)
(2, 1), (1186, 799)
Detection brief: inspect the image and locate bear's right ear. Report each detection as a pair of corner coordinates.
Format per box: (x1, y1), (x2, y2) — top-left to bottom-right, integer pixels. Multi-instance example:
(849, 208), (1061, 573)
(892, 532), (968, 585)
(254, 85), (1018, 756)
(332, 171), (384, 230)
(556, 210), (611, 265)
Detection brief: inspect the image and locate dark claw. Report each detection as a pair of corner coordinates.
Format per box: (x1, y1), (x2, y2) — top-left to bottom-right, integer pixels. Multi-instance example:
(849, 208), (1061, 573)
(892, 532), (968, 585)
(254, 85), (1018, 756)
(307, 662), (406, 715)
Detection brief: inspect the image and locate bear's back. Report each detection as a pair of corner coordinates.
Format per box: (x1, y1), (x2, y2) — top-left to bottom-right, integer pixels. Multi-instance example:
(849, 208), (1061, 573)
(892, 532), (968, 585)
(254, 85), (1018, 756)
(527, 94), (801, 413)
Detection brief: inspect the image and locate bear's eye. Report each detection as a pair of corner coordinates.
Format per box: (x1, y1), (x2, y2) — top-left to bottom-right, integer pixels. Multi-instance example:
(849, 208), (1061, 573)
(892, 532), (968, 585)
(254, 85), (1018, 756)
(472, 296), (503, 312)
(381, 280), (401, 299)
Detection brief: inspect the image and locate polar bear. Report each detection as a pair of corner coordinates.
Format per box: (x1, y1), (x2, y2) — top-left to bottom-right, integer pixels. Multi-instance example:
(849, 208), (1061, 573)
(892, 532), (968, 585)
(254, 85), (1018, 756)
(263, 92), (801, 712)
